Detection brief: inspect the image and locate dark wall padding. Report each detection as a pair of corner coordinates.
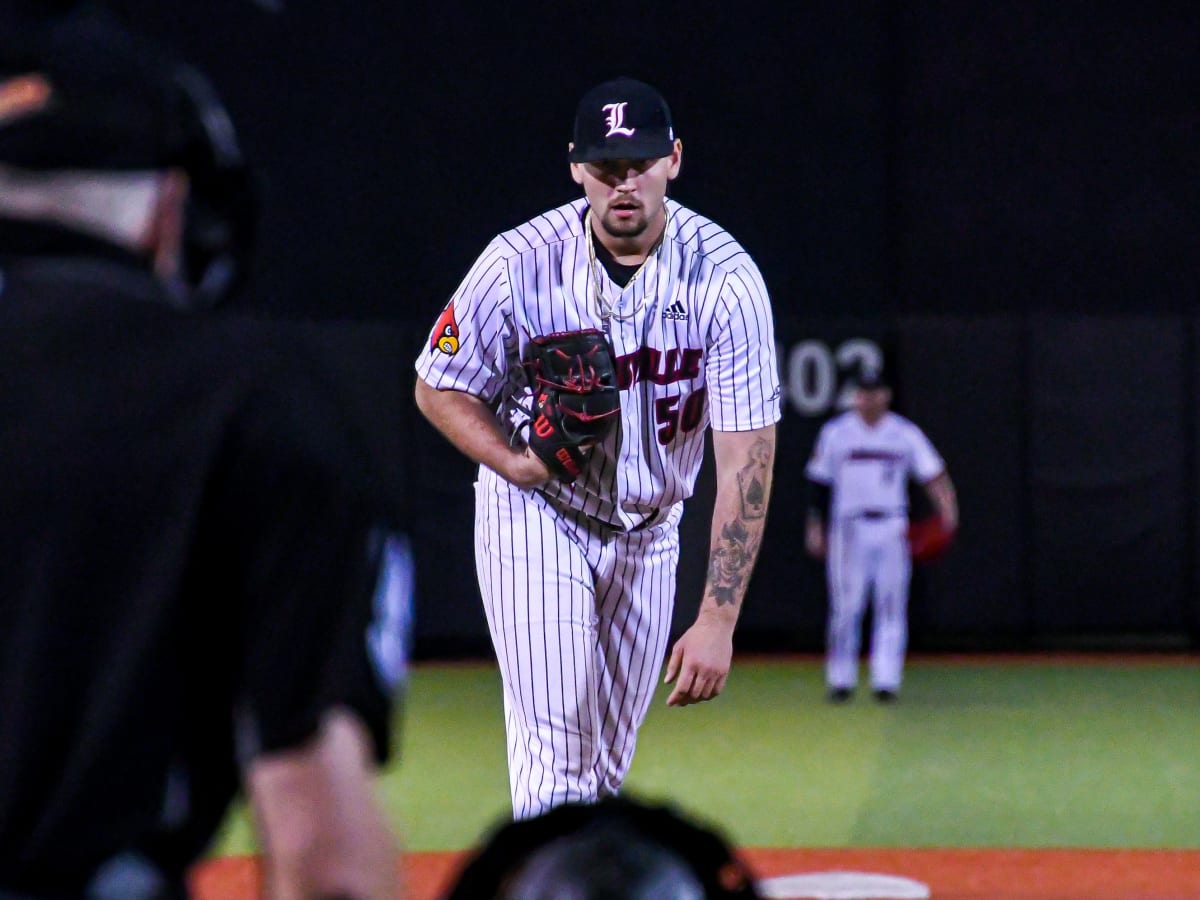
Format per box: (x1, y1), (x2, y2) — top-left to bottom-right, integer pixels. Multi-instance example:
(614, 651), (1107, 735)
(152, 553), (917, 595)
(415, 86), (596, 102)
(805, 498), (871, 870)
(893, 4), (1199, 314)
(896, 316), (1026, 644)
(242, 313), (1199, 655)
(1027, 316), (1189, 634)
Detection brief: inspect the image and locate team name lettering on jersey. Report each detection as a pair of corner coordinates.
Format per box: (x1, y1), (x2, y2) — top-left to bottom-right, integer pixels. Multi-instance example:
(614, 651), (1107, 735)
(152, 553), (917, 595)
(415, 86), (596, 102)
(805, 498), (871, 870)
(848, 449), (904, 463)
(615, 346), (702, 390)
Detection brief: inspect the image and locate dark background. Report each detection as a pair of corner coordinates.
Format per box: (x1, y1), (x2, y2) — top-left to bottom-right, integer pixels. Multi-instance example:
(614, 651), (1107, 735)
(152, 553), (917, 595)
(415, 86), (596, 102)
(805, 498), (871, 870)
(108, 0), (1199, 655)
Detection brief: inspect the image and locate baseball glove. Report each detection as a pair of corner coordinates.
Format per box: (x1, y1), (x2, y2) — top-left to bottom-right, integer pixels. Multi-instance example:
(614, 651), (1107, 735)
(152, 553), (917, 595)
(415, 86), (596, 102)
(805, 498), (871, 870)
(522, 329), (620, 482)
(907, 515), (955, 564)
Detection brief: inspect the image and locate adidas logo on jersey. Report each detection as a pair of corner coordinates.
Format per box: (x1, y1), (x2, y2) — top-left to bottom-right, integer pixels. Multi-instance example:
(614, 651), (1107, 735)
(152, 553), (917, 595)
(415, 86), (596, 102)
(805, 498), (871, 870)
(662, 299), (687, 321)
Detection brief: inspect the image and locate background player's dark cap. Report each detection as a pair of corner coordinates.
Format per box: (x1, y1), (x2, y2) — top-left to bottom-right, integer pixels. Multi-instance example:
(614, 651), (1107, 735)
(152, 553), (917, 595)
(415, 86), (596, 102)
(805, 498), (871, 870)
(568, 76), (677, 163)
(855, 366), (889, 389)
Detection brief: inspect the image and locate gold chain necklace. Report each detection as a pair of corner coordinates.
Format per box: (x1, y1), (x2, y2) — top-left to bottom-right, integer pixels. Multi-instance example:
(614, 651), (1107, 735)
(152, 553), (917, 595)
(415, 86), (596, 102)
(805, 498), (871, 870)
(585, 205), (669, 323)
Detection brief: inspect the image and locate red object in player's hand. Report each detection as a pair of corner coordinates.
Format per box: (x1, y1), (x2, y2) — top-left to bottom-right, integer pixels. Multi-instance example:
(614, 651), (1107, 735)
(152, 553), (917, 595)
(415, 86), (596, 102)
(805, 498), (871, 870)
(907, 515), (955, 563)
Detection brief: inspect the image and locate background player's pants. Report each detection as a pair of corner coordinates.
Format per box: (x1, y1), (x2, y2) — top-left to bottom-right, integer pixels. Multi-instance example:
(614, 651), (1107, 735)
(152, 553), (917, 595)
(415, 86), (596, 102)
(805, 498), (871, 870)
(825, 515), (911, 692)
(474, 466), (682, 819)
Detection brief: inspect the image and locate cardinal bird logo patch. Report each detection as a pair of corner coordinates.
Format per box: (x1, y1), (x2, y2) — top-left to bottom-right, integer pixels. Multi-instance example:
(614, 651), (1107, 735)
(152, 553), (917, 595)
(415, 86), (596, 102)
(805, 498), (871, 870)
(430, 304), (460, 355)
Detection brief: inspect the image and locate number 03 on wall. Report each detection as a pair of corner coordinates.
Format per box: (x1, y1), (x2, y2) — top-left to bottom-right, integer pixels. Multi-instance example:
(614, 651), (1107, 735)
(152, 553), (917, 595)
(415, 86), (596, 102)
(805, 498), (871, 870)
(784, 338), (884, 416)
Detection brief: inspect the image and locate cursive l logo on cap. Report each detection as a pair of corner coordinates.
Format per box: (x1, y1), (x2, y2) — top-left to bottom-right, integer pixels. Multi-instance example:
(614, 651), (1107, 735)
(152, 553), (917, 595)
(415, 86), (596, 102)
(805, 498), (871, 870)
(602, 102), (635, 137)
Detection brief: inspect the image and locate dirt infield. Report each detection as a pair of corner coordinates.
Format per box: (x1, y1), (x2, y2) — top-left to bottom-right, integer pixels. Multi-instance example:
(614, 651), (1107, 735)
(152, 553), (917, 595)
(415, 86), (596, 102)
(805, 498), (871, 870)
(193, 847), (1200, 899)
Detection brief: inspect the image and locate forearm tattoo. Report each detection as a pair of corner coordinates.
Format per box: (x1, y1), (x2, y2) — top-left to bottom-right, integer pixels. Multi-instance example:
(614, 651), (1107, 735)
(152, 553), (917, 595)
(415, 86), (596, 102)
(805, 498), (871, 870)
(706, 436), (773, 607)
(736, 437), (772, 520)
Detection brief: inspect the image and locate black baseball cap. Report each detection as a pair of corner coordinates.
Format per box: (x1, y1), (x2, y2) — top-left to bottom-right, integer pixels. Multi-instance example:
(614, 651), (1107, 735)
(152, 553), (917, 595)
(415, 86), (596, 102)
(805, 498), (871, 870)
(0, 5), (209, 171)
(856, 367), (889, 389)
(568, 76), (677, 163)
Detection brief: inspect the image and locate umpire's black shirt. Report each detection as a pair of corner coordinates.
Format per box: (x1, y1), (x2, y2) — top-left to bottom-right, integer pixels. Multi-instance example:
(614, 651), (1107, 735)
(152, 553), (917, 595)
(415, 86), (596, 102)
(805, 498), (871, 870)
(0, 253), (404, 898)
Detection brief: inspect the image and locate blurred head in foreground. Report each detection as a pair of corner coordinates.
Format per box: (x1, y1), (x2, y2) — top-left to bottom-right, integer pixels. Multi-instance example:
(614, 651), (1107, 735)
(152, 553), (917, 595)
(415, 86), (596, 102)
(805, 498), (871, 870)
(446, 796), (762, 899)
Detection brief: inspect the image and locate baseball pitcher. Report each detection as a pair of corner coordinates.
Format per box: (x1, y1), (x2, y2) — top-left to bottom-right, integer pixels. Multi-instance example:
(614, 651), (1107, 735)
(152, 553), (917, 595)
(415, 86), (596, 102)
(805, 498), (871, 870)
(415, 77), (781, 818)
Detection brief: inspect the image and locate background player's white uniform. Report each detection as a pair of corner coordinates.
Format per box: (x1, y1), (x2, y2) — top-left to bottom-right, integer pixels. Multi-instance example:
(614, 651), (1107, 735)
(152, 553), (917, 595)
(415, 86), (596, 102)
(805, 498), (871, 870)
(416, 197), (780, 817)
(805, 410), (945, 694)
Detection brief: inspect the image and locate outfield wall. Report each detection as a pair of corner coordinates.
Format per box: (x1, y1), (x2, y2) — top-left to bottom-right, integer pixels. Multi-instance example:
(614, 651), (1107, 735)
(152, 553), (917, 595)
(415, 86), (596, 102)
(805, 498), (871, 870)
(276, 314), (1200, 655)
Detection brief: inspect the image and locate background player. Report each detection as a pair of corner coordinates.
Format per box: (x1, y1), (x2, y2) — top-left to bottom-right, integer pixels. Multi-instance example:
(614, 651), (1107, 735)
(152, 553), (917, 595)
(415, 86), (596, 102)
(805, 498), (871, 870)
(414, 76), (781, 819)
(0, 4), (409, 897)
(804, 367), (957, 703)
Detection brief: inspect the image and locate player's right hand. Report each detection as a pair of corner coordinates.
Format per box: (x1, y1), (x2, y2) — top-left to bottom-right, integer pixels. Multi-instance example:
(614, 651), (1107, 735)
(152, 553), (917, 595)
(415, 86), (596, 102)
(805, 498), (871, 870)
(504, 448), (553, 490)
(663, 618), (734, 707)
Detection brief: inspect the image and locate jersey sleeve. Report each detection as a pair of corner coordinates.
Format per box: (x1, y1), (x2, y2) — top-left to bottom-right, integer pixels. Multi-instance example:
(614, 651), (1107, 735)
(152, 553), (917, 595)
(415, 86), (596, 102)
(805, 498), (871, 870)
(805, 421), (836, 484)
(704, 260), (782, 432)
(908, 423), (946, 483)
(415, 237), (514, 405)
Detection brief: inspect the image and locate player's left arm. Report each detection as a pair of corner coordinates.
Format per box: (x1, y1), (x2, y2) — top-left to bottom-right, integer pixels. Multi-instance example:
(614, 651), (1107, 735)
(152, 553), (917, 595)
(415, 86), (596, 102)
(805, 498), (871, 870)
(911, 425), (958, 532)
(664, 423), (776, 707)
(923, 469), (959, 532)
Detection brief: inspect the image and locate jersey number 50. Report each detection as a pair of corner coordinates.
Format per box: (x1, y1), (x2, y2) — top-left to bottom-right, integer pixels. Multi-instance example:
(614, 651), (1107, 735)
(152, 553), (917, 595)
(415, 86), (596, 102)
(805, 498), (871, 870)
(655, 388), (707, 444)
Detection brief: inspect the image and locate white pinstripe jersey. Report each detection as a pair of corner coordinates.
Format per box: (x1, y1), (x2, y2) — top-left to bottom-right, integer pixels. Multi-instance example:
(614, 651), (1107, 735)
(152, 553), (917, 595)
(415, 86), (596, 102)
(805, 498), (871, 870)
(805, 411), (945, 520)
(416, 197), (782, 530)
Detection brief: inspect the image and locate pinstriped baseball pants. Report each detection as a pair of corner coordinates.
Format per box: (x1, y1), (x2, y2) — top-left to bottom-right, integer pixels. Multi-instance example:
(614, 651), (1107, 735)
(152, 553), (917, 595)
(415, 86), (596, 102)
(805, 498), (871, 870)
(474, 466), (681, 820)
(825, 515), (912, 692)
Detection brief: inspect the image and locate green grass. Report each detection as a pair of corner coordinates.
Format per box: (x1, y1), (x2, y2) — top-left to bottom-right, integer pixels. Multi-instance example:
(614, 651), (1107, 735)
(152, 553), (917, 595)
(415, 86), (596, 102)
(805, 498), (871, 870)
(212, 657), (1200, 855)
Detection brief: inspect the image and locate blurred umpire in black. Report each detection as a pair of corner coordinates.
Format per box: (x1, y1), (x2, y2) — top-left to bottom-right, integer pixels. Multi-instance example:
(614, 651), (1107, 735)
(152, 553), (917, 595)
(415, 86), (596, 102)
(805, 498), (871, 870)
(0, 2), (410, 898)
